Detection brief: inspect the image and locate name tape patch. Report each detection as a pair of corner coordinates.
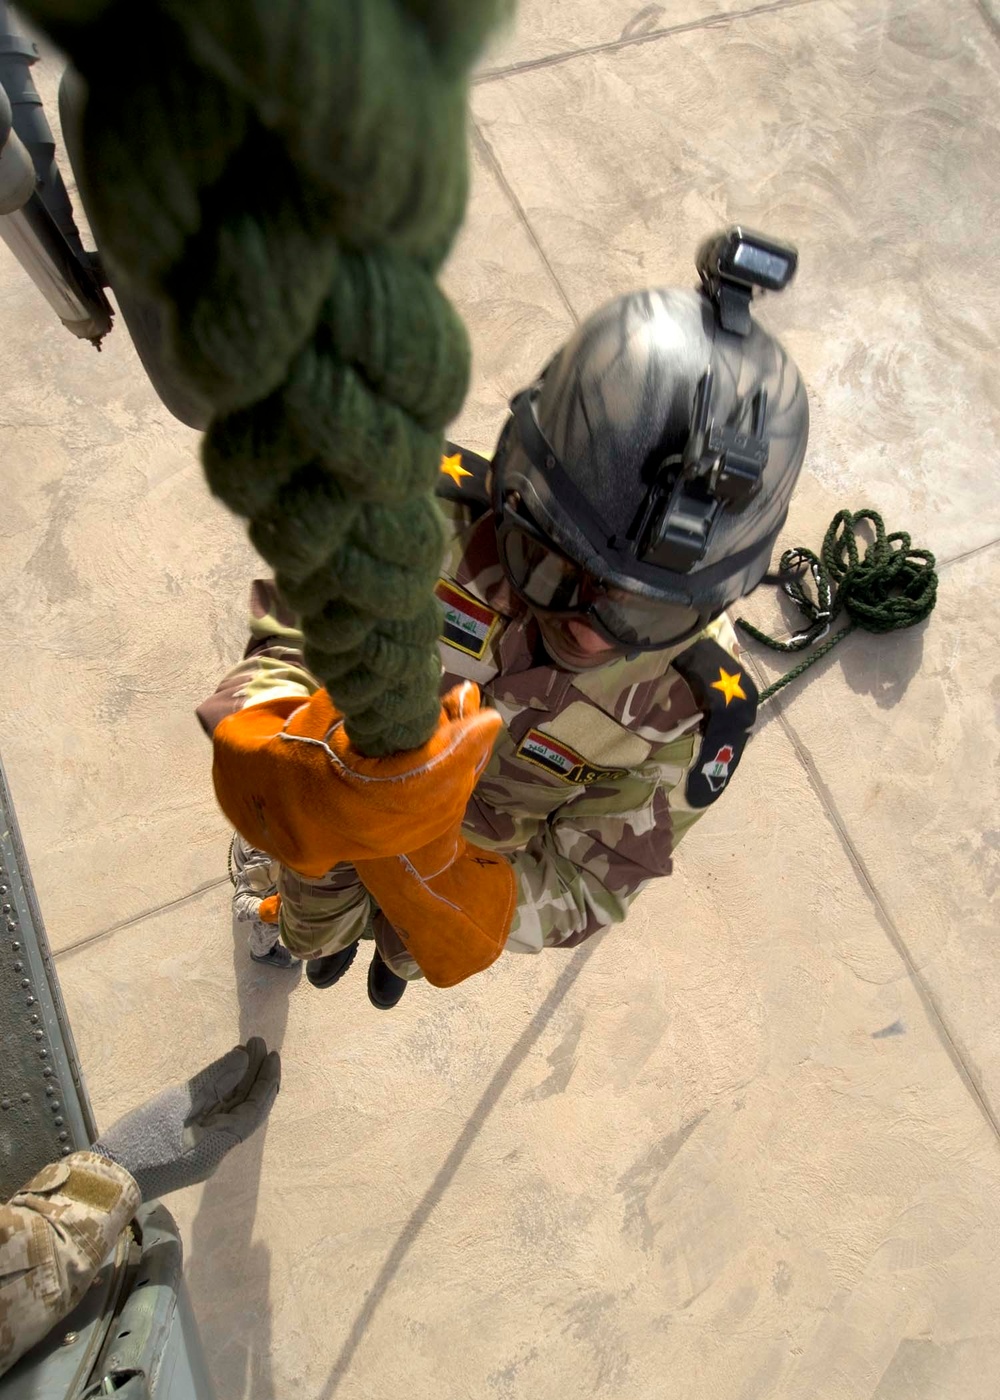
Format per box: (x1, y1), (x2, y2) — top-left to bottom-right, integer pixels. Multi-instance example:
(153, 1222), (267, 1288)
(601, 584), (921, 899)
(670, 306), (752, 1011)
(517, 728), (629, 787)
(436, 578), (499, 660)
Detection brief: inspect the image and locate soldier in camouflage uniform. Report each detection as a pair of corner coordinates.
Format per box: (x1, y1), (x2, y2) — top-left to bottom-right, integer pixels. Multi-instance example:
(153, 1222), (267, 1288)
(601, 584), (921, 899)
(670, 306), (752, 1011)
(0, 1039), (278, 1378)
(0, 1153), (140, 1378)
(199, 231), (808, 1010)
(229, 829), (300, 970)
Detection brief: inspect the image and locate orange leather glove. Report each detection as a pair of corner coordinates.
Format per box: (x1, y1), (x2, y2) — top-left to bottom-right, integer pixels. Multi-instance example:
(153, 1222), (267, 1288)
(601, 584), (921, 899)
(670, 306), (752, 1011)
(257, 894), (281, 924)
(357, 828), (516, 988)
(212, 682), (501, 878)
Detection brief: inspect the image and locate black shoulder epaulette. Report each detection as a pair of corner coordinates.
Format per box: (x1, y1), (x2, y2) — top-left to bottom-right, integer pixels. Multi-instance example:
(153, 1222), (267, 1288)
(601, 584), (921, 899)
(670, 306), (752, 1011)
(435, 441), (492, 519)
(671, 638), (759, 808)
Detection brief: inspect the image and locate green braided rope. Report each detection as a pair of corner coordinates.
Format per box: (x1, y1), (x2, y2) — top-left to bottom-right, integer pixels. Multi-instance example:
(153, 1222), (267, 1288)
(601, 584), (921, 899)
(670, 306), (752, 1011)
(21, 0), (512, 755)
(737, 509), (938, 703)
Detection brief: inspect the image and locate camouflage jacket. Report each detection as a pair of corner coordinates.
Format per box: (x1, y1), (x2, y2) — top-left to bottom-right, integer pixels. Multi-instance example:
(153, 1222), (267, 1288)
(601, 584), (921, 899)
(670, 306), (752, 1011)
(198, 450), (758, 954)
(0, 1153), (140, 1377)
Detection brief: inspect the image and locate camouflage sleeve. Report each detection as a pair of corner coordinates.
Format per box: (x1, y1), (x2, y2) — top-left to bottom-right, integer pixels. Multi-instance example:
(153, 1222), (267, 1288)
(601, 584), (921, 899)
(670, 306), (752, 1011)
(195, 578), (316, 736)
(0, 1153), (140, 1378)
(504, 736), (704, 954)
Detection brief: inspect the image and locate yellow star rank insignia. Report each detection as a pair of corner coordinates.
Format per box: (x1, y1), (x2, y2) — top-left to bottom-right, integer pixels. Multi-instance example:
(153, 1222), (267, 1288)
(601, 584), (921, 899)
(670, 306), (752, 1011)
(440, 452), (472, 488)
(710, 667), (747, 706)
(672, 639), (758, 809)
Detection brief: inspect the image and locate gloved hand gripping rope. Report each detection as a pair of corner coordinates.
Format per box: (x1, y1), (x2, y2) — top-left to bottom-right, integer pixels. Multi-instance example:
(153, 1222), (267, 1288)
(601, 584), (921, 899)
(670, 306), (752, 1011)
(19, 0), (520, 984)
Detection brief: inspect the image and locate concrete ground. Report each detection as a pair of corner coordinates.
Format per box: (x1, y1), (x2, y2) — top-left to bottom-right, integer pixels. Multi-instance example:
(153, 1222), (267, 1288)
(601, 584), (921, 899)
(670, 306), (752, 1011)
(2, 0), (1000, 1396)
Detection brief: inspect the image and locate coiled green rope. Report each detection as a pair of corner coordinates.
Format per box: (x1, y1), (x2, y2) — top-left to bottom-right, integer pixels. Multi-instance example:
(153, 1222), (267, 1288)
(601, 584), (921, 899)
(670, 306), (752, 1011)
(737, 509), (938, 703)
(21, 0), (511, 755)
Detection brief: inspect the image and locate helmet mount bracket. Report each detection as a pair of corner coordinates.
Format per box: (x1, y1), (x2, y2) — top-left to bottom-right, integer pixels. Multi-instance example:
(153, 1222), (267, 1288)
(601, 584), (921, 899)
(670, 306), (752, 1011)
(638, 369), (770, 573)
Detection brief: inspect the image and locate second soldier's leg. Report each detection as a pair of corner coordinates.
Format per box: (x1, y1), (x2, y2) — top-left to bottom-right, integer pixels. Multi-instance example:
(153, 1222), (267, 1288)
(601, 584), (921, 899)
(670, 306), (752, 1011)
(366, 912), (418, 1010)
(372, 914), (423, 983)
(230, 833), (299, 971)
(279, 862), (374, 990)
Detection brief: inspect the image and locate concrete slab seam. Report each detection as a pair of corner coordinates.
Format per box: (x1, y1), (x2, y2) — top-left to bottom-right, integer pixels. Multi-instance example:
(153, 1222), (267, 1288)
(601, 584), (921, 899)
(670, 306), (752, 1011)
(474, 0), (828, 85)
(976, 0), (1000, 41)
(52, 875), (231, 961)
(471, 121), (580, 327)
(742, 652), (1000, 1148)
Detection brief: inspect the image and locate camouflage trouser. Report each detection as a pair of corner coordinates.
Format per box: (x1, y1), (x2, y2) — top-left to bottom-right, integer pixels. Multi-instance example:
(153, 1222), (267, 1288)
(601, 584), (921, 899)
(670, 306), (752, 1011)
(279, 862), (422, 979)
(230, 834), (282, 958)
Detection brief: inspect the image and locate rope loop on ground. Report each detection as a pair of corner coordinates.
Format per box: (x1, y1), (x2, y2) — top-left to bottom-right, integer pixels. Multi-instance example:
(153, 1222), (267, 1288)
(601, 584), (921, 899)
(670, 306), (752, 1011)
(737, 509), (938, 703)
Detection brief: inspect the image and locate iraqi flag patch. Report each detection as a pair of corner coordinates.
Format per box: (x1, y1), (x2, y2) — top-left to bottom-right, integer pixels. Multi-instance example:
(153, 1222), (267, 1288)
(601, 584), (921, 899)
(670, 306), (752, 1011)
(436, 578), (499, 660)
(517, 729), (629, 786)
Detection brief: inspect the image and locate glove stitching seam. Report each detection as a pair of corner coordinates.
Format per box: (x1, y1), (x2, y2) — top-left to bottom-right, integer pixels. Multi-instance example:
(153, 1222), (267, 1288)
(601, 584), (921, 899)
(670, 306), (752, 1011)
(278, 710), (495, 783)
(398, 852), (465, 913)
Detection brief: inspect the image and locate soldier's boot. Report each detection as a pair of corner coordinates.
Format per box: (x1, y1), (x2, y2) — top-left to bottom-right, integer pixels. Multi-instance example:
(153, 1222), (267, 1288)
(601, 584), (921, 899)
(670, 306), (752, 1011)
(367, 950), (407, 1010)
(251, 942), (300, 971)
(307, 939), (360, 989)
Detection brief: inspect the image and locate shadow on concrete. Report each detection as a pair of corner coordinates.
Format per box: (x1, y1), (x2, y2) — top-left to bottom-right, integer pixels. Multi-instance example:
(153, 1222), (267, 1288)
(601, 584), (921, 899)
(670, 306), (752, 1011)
(184, 900), (300, 1400)
(837, 623), (927, 709)
(745, 616), (929, 741)
(317, 937), (601, 1400)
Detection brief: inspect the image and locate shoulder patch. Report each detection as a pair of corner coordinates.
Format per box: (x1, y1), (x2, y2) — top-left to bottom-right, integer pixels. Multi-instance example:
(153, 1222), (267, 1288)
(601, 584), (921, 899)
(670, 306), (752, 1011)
(435, 441), (492, 517)
(671, 638), (759, 808)
(436, 578), (499, 659)
(517, 728), (630, 786)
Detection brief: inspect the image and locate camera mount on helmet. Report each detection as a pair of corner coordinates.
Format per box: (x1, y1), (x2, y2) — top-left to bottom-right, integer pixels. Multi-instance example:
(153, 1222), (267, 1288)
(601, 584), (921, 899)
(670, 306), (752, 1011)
(696, 226), (798, 336)
(638, 366), (771, 572)
(636, 228), (799, 572)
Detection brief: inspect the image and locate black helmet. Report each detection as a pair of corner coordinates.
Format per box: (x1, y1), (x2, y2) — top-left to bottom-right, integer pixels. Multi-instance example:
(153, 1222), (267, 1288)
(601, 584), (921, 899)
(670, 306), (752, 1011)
(492, 228), (809, 654)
